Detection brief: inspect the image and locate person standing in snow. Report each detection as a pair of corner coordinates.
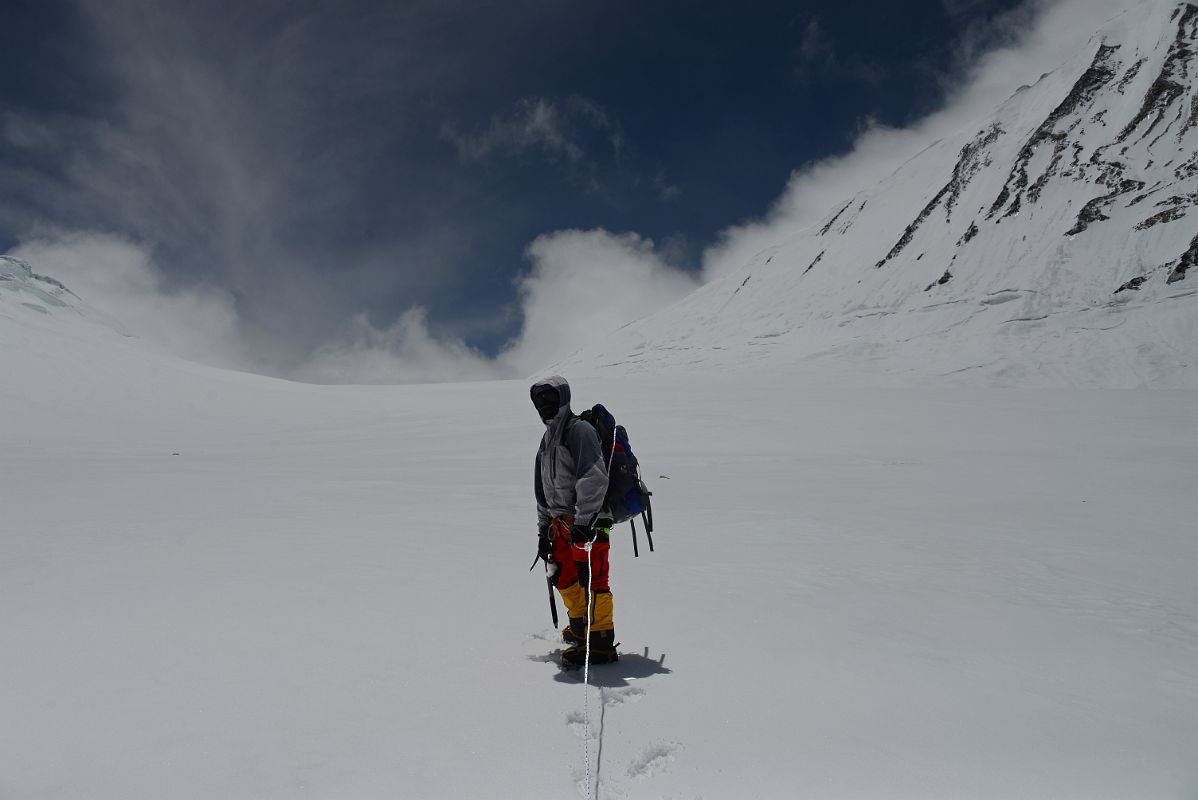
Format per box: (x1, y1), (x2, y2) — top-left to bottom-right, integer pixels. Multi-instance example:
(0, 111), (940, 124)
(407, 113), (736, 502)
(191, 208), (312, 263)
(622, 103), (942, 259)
(531, 375), (618, 666)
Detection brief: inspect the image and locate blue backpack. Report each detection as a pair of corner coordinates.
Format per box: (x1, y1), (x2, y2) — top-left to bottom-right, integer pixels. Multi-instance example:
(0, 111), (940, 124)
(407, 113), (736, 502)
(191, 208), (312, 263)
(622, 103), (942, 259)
(563, 403), (655, 554)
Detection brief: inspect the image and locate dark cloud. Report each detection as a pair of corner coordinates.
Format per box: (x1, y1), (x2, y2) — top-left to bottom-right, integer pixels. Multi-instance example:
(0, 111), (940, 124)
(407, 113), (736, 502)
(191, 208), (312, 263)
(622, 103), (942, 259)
(3, 0), (549, 367)
(940, 0), (1000, 16)
(795, 16), (888, 88)
(442, 95), (623, 168)
(1, 0), (1049, 382)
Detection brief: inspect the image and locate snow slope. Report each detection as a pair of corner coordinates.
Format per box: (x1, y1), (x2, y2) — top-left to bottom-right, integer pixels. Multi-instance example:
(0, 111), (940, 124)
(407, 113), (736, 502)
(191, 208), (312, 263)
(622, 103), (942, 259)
(3, 280), (1197, 798)
(554, 1), (1198, 387)
(4, 5), (1198, 798)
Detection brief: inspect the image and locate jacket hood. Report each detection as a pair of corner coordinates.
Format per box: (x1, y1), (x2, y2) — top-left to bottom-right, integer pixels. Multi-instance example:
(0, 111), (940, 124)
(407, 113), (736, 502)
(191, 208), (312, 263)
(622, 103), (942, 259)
(530, 375), (572, 422)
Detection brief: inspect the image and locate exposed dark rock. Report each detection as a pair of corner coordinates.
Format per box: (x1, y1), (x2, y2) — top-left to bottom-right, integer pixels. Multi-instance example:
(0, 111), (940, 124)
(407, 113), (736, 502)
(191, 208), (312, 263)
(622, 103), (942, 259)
(924, 271), (953, 292)
(943, 125), (1003, 219)
(1116, 58), (1147, 93)
(1120, 77), (1187, 142)
(958, 222), (980, 246)
(1135, 205), (1188, 230)
(1177, 153), (1198, 179)
(819, 199), (855, 236)
(1088, 145), (1112, 167)
(1117, 5), (1197, 143)
(1002, 194), (1023, 219)
(876, 125), (1002, 268)
(1166, 232), (1198, 283)
(803, 251), (825, 275)
(876, 190), (946, 268)
(1096, 161), (1127, 185)
(988, 44), (1121, 220)
(1114, 276), (1147, 293)
(1066, 179), (1146, 235)
(1026, 134), (1072, 204)
(1149, 100), (1190, 150)
(1182, 95), (1198, 137)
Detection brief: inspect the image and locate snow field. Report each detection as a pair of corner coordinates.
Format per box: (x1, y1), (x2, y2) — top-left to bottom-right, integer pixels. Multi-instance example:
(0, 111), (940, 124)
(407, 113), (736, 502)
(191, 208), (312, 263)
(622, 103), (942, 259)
(3, 359), (1197, 798)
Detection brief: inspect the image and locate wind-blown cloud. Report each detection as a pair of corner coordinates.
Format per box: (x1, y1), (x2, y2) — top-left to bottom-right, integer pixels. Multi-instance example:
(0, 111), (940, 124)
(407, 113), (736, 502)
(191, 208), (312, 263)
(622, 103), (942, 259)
(3, 0), (1143, 386)
(0, 0), (558, 374)
(703, 0), (1133, 280)
(10, 232), (251, 369)
(294, 308), (507, 385)
(795, 16), (885, 87)
(288, 228), (699, 383)
(500, 229), (700, 373)
(442, 95), (623, 170)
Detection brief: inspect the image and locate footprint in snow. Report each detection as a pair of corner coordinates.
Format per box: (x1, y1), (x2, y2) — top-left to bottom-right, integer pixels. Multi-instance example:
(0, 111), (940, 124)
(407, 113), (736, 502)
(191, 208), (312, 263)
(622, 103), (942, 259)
(565, 710), (590, 740)
(627, 742), (680, 780)
(600, 686), (646, 706)
(528, 628), (560, 644)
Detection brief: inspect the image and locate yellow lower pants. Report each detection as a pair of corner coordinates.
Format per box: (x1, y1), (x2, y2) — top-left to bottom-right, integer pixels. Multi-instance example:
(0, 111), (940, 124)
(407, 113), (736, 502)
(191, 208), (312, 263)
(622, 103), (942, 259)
(557, 582), (614, 633)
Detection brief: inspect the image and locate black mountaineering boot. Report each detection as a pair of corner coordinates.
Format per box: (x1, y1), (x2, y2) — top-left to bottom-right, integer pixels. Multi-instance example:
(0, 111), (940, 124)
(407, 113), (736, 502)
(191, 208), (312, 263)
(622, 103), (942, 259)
(560, 629), (619, 667)
(563, 617), (587, 646)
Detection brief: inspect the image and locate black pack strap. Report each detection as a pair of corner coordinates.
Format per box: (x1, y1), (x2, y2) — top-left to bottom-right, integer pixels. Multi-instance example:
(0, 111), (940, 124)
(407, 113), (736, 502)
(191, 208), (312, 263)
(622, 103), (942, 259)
(559, 415), (579, 447)
(643, 493), (654, 551)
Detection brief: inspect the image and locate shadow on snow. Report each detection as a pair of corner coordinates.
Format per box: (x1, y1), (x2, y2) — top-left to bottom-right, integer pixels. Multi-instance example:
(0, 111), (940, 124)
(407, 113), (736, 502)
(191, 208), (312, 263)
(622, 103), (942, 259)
(528, 647), (672, 687)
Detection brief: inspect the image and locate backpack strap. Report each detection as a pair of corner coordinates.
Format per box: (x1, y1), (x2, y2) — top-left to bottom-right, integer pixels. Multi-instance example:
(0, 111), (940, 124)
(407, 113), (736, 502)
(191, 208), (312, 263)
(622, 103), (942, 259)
(559, 415), (579, 448)
(560, 408), (598, 448)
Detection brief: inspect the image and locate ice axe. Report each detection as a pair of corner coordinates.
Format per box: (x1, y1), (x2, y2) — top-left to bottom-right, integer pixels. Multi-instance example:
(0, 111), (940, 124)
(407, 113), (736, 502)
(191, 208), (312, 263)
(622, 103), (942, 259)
(530, 551), (559, 627)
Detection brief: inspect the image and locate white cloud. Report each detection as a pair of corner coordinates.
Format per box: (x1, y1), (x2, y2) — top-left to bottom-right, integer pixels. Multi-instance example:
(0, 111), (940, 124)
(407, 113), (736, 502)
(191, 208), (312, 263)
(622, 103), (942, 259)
(10, 231), (251, 369)
(499, 229), (701, 374)
(7, 0), (1145, 386)
(442, 96), (621, 165)
(6, 225), (699, 385)
(294, 308), (506, 385)
(702, 0), (1135, 280)
(283, 229), (701, 382)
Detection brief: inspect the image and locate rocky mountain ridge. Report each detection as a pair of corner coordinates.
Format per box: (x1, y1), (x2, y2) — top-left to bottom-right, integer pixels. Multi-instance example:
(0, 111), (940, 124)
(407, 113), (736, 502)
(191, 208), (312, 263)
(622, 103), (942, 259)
(553, 0), (1198, 387)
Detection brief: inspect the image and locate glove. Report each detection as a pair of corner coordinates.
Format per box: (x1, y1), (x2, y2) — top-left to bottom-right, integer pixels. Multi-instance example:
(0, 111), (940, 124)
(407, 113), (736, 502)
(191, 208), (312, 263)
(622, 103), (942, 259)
(570, 523), (595, 545)
(537, 534), (553, 561)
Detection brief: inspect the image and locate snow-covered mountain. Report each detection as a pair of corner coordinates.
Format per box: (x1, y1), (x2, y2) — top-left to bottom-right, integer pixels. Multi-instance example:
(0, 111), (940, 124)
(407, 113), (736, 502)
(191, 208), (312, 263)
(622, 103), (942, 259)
(3, 8), (1198, 797)
(0, 255), (132, 342)
(3, 255), (94, 324)
(4, 262), (1198, 798)
(555, 1), (1198, 387)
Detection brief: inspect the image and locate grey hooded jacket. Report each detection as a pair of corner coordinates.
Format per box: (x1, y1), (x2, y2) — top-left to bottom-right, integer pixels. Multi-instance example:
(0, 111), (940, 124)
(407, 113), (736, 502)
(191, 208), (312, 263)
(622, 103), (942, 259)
(532, 375), (608, 529)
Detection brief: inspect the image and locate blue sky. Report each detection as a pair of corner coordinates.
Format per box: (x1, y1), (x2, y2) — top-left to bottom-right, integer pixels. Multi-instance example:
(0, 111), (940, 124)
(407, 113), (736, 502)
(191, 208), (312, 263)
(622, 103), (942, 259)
(0, 0), (1128, 380)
